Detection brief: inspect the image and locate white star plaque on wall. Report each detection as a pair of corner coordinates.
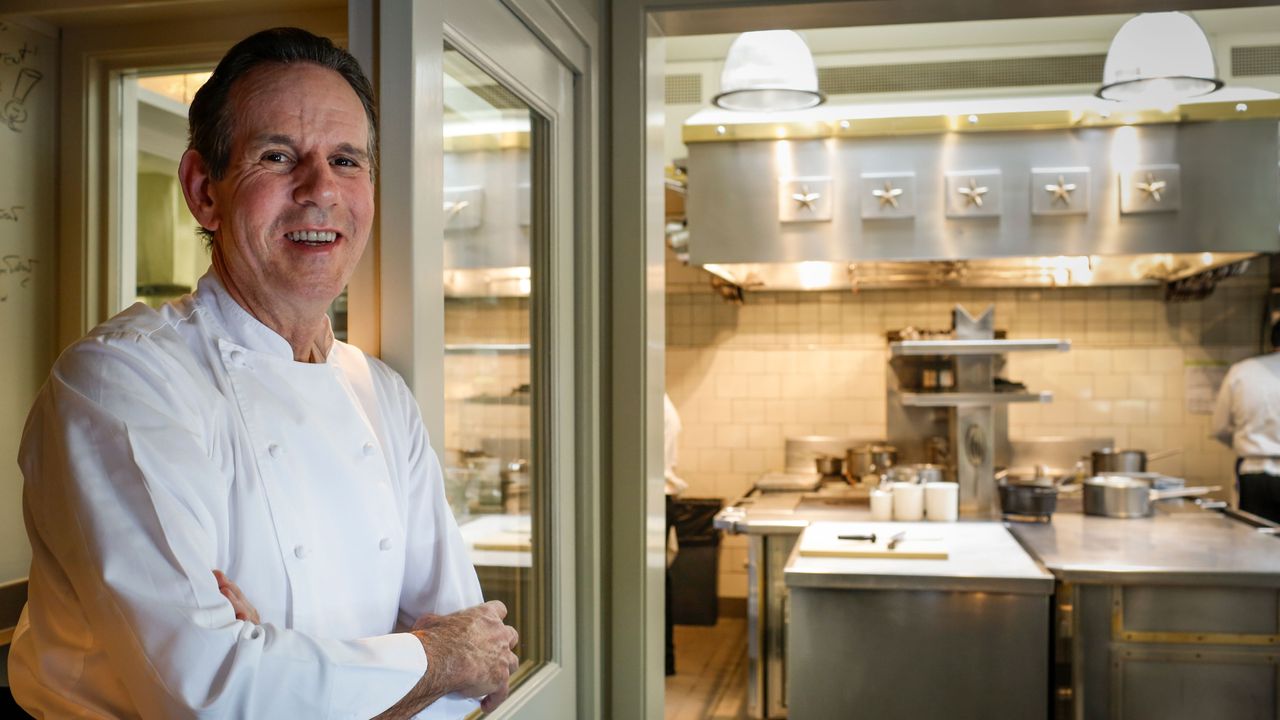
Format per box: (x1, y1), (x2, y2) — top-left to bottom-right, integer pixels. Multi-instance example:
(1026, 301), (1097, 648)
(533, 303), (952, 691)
(860, 171), (916, 219)
(1119, 164), (1181, 214)
(1031, 167), (1090, 216)
(778, 176), (833, 223)
(443, 186), (485, 230)
(945, 170), (1002, 218)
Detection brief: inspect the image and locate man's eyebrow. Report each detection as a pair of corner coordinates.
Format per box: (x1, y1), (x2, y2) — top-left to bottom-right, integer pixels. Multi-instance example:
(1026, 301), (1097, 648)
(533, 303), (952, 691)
(251, 133), (298, 150)
(334, 142), (369, 161)
(248, 135), (368, 162)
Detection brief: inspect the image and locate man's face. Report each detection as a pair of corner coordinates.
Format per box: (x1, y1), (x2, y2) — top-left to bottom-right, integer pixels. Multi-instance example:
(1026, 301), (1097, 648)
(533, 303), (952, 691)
(200, 63), (373, 313)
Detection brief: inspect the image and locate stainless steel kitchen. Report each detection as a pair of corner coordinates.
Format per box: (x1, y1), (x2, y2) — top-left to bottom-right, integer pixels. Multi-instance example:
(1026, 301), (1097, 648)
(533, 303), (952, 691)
(660, 7), (1280, 720)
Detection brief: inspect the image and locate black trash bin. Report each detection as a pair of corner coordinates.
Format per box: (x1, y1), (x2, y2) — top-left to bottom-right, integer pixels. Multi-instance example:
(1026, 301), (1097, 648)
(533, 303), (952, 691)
(669, 497), (722, 626)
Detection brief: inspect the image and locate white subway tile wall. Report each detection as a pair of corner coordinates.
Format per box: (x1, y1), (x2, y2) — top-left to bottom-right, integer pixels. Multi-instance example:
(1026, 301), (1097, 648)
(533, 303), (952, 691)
(666, 252), (1268, 599)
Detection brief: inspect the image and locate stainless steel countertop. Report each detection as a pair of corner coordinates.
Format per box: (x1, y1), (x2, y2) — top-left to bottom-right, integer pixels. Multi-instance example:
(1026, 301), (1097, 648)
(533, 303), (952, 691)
(714, 487), (873, 535)
(1007, 501), (1280, 587)
(784, 521), (1054, 595)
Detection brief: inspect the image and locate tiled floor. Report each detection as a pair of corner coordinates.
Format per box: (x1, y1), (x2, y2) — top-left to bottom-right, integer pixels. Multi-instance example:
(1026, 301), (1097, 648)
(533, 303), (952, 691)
(664, 617), (749, 720)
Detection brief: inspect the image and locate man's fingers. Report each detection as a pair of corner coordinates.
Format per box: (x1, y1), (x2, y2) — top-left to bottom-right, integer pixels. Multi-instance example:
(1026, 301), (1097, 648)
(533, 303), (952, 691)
(484, 600), (508, 620)
(480, 681), (510, 714)
(508, 650), (519, 675)
(212, 569), (261, 624)
(507, 625), (519, 650)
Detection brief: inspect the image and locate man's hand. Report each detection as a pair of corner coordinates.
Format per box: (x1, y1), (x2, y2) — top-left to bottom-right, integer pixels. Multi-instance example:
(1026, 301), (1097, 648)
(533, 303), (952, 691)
(213, 569), (260, 625)
(374, 601), (520, 718)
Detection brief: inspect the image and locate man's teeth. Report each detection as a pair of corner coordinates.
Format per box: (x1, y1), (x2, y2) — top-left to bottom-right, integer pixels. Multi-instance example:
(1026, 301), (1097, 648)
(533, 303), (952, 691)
(286, 230), (338, 244)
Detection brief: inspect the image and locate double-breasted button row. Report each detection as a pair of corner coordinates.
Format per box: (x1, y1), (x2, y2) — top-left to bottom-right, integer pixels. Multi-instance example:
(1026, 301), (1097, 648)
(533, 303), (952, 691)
(291, 539), (392, 559)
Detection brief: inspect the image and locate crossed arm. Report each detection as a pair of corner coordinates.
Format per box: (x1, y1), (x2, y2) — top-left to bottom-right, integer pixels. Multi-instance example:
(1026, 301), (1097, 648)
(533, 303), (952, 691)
(214, 570), (519, 716)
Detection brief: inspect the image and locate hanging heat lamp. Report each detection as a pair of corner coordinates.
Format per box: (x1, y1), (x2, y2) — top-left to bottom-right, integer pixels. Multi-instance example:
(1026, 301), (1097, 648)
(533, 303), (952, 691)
(712, 30), (825, 112)
(1097, 11), (1223, 103)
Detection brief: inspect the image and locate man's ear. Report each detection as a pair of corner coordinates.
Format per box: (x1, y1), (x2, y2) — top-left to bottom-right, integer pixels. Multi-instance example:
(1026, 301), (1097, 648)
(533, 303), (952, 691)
(178, 148), (220, 234)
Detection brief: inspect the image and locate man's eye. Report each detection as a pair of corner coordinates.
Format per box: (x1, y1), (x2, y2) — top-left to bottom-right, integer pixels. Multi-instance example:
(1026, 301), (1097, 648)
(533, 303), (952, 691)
(262, 152), (290, 163)
(333, 157), (358, 168)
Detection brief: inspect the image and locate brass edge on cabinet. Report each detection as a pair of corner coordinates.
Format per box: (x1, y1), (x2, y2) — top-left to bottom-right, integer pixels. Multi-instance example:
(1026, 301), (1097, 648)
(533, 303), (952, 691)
(683, 99), (1280, 144)
(1110, 590), (1280, 647)
(443, 131), (531, 152)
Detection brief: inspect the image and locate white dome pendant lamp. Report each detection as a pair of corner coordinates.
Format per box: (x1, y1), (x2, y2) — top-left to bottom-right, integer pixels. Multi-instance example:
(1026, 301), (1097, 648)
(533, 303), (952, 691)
(1097, 11), (1223, 103)
(713, 30), (826, 112)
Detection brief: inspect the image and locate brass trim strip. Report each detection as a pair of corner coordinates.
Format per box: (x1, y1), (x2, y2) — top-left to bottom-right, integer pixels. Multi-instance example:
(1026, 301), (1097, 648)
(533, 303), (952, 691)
(443, 131), (531, 152)
(1111, 589), (1280, 647)
(683, 99), (1280, 144)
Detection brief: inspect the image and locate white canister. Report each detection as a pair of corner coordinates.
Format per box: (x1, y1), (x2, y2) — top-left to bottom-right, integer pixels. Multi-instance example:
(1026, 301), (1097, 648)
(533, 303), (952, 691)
(925, 482), (959, 522)
(870, 489), (893, 521)
(891, 482), (924, 521)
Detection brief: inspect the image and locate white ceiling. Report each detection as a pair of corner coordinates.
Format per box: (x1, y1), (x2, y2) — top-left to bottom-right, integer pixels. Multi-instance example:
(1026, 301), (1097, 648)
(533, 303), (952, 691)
(664, 7), (1280, 63)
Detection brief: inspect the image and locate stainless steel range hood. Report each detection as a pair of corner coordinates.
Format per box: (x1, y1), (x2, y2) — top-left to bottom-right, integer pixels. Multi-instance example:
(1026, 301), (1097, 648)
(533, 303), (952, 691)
(683, 101), (1280, 291)
(700, 253), (1258, 291)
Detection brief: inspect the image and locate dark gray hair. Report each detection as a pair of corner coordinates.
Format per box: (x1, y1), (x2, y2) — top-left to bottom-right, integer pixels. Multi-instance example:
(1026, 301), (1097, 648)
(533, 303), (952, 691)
(188, 27), (378, 246)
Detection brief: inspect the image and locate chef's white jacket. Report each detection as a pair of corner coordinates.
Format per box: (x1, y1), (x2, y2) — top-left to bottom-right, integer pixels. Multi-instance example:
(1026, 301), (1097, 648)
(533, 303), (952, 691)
(8, 272), (483, 719)
(1212, 352), (1280, 476)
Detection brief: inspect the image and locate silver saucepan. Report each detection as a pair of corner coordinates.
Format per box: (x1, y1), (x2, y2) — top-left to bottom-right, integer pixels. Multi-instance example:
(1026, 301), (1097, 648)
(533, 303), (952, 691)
(1082, 475), (1218, 518)
(1089, 448), (1180, 475)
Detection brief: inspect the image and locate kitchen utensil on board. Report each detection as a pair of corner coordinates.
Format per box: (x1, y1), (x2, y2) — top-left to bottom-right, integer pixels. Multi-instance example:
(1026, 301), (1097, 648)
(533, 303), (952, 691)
(1082, 475), (1220, 518)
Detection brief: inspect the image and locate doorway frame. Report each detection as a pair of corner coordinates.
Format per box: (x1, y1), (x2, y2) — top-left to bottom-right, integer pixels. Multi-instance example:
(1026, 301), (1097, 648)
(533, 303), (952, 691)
(350, 0), (603, 716)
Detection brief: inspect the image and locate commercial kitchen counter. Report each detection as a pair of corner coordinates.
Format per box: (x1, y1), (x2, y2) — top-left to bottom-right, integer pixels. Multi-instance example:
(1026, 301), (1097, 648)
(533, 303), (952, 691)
(786, 520), (1053, 594)
(784, 521), (1053, 720)
(720, 487), (1280, 719)
(1010, 501), (1280, 720)
(1007, 501), (1280, 587)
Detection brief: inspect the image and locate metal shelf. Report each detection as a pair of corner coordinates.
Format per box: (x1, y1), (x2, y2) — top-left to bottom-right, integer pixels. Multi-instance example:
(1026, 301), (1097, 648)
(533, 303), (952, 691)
(889, 339), (1070, 356)
(898, 390), (1054, 407)
(444, 343), (530, 354)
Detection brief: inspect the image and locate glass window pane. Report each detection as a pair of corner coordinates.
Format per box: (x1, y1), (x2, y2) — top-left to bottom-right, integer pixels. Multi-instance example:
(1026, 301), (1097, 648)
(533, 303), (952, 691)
(133, 71), (212, 309)
(441, 45), (544, 679)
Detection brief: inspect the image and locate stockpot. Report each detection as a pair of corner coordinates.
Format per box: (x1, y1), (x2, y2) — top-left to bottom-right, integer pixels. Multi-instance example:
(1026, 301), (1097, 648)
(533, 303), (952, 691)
(1089, 448), (1180, 475)
(1082, 475), (1215, 518)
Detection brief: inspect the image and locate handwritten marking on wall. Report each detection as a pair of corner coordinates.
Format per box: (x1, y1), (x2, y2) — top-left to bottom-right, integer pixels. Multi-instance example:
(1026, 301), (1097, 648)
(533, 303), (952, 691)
(0, 254), (38, 301)
(0, 42), (36, 66)
(3, 67), (41, 133)
(0, 206), (22, 222)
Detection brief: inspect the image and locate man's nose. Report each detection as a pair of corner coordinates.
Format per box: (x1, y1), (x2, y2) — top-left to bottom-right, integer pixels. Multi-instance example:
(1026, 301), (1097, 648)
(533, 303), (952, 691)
(293, 156), (339, 207)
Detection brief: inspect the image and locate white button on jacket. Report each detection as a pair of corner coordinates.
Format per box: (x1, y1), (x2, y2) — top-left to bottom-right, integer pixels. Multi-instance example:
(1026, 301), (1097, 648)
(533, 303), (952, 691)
(10, 273), (484, 719)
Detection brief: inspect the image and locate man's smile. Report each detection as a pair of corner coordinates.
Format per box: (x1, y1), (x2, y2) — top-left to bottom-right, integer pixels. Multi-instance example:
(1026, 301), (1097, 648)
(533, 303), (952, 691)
(284, 229), (340, 246)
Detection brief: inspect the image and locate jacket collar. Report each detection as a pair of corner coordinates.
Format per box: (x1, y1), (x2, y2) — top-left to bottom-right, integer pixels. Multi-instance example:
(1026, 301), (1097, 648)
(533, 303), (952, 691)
(194, 270), (336, 363)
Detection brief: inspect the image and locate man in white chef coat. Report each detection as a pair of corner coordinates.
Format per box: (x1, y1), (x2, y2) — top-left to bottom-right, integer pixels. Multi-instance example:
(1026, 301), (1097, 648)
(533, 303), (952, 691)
(1213, 319), (1280, 524)
(8, 27), (517, 719)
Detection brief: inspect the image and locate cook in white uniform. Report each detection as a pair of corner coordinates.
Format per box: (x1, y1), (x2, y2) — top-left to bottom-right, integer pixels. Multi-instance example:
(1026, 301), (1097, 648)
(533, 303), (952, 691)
(1212, 320), (1280, 524)
(8, 27), (518, 719)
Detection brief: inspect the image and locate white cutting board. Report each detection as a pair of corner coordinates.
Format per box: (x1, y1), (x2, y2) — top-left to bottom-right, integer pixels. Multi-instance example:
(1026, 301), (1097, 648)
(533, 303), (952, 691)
(798, 536), (949, 560)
